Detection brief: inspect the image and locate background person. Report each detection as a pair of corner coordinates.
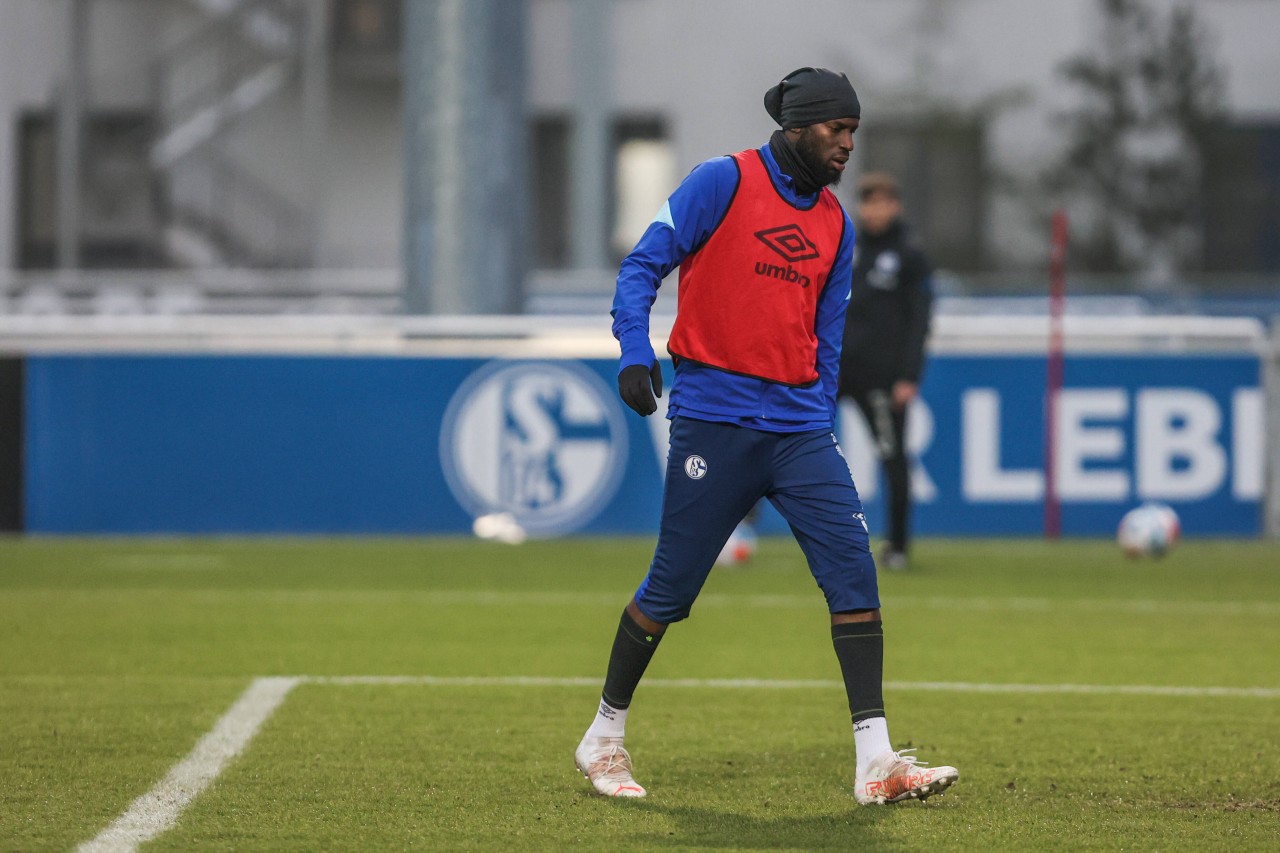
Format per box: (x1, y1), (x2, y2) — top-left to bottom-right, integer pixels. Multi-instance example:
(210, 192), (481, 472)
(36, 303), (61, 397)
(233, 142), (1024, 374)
(838, 172), (935, 570)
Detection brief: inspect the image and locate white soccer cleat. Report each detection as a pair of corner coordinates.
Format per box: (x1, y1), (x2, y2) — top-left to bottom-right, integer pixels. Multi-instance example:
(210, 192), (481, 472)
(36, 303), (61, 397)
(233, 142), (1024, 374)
(574, 735), (647, 797)
(854, 748), (958, 804)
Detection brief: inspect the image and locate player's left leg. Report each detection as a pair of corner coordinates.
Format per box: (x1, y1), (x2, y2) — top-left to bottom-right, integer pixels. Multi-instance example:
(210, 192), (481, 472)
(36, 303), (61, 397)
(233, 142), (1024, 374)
(766, 429), (958, 803)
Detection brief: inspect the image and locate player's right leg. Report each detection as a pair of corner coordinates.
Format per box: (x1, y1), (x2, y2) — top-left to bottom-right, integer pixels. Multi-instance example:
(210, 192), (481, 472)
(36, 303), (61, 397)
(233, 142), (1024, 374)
(767, 428), (958, 803)
(575, 417), (769, 797)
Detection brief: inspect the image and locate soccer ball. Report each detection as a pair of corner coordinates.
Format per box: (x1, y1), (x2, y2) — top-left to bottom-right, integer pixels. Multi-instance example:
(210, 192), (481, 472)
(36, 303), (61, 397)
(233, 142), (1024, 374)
(716, 522), (758, 566)
(472, 512), (527, 545)
(1116, 503), (1180, 559)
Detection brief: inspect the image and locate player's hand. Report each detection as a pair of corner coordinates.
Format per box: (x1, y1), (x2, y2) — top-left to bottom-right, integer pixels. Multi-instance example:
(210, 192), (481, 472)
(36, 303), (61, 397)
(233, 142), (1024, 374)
(891, 380), (917, 411)
(618, 362), (663, 416)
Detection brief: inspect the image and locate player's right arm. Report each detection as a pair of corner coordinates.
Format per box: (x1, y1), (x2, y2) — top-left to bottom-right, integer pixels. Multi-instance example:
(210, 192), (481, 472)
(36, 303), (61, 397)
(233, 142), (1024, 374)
(610, 156), (741, 374)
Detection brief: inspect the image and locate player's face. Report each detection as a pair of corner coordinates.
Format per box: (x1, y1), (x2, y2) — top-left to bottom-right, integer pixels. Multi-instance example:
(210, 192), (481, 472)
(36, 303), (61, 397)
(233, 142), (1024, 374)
(793, 117), (859, 187)
(857, 191), (902, 235)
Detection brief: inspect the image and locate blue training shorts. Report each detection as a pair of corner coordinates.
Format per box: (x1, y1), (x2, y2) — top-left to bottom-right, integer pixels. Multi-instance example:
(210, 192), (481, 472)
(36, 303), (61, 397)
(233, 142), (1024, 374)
(634, 416), (880, 623)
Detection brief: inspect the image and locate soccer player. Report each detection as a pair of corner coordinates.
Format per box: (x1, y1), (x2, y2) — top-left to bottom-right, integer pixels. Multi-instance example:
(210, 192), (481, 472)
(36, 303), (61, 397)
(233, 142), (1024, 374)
(838, 172), (935, 570)
(575, 68), (959, 805)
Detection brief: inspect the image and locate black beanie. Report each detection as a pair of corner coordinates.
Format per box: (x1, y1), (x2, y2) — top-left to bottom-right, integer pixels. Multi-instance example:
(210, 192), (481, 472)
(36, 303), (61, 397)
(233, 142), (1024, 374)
(764, 67), (861, 129)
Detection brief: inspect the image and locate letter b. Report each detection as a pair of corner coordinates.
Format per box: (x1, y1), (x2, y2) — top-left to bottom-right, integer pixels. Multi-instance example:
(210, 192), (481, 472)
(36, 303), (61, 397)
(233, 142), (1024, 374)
(1136, 389), (1226, 500)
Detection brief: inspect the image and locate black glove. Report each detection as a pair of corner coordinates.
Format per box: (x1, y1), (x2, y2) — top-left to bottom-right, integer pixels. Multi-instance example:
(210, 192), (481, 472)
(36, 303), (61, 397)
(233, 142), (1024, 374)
(618, 362), (663, 416)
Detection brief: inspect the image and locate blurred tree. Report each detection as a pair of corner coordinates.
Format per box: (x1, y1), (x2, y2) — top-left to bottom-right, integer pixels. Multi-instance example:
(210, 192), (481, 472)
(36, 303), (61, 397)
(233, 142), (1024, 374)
(1043, 0), (1225, 280)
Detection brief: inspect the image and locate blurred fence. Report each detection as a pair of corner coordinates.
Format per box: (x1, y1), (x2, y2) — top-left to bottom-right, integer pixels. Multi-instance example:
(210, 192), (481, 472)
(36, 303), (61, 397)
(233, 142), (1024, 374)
(3, 269), (1280, 319)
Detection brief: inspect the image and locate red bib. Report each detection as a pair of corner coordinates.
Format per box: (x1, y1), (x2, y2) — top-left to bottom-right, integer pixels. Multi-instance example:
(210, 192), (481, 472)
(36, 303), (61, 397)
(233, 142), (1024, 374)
(667, 150), (846, 387)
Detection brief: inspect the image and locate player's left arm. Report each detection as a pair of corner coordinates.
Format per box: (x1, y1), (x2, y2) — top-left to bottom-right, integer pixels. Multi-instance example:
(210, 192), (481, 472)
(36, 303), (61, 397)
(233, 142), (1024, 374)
(814, 215), (857, 424)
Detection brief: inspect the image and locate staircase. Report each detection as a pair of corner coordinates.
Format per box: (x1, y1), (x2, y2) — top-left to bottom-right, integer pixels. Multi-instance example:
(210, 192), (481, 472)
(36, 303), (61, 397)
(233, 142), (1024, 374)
(151, 0), (313, 268)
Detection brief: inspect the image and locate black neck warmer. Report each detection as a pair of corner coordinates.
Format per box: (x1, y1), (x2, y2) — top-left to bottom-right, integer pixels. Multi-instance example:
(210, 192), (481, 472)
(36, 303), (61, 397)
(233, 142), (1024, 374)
(769, 130), (824, 196)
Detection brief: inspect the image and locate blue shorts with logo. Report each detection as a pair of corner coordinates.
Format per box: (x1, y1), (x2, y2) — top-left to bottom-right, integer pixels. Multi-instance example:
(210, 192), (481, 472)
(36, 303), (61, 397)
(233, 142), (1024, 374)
(634, 416), (880, 623)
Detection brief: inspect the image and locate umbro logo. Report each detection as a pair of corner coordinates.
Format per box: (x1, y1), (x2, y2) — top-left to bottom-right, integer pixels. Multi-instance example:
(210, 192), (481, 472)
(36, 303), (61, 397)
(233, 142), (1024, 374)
(754, 224), (820, 263)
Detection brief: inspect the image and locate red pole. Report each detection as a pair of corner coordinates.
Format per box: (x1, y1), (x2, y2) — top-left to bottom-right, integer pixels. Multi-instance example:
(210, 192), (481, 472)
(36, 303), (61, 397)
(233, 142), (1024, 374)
(1044, 209), (1068, 539)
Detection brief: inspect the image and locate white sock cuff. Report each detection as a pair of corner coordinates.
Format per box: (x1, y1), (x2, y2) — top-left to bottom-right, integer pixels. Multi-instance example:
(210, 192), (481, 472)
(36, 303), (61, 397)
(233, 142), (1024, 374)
(585, 700), (628, 739)
(853, 716), (892, 771)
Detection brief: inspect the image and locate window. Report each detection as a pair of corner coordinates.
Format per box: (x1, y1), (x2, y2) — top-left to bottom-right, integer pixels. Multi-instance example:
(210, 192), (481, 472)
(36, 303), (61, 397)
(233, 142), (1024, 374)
(529, 113), (571, 270)
(611, 116), (673, 262)
(527, 113), (672, 271)
(16, 110), (160, 269)
(15, 113), (57, 268)
(1201, 122), (1280, 272)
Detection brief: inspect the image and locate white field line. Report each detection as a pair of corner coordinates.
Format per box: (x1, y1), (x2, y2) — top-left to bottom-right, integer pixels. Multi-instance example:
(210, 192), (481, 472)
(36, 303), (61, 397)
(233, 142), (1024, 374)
(306, 674), (1280, 699)
(79, 673), (1280, 850)
(61, 588), (1280, 617)
(77, 677), (300, 853)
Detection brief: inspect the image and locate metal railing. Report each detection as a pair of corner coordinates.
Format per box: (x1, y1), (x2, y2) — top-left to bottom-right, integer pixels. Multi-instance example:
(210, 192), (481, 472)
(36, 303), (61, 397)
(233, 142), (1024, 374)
(150, 0), (311, 268)
(0, 269), (400, 316)
(164, 150), (311, 268)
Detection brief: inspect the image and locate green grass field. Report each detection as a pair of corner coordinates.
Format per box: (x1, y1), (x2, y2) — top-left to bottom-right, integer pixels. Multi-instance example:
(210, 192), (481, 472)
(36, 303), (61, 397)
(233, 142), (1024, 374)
(2, 536), (1279, 851)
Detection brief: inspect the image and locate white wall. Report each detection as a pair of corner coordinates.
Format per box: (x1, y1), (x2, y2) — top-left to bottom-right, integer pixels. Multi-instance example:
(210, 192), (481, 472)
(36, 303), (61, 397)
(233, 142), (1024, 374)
(86, 0), (163, 109)
(1191, 0), (1280, 117)
(2, 0), (1279, 272)
(318, 80), (403, 268)
(211, 76), (401, 268)
(575, 0), (1280, 267)
(0, 0), (168, 270)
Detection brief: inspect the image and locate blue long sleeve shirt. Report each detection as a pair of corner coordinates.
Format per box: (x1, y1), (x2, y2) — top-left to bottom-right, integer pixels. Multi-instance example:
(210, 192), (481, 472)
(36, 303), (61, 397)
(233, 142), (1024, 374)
(610, 143), (856, 432)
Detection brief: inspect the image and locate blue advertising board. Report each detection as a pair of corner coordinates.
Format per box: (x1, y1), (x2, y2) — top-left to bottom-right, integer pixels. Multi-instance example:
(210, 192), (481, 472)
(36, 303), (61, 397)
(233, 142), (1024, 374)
(22, 352), (1263, 535)
(836, 354), (1263, 537)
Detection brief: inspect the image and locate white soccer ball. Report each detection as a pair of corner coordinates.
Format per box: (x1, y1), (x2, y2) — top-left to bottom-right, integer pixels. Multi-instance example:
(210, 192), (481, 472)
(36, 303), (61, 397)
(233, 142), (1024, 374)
(472, 512), (527, 545)
(716, 522), (758, 567)
(1117, 503), (1180, 559)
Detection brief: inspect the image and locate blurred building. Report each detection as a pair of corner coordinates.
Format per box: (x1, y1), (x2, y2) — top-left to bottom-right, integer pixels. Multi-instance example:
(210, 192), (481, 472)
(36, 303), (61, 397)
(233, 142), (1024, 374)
(0, 0), (1277, 310)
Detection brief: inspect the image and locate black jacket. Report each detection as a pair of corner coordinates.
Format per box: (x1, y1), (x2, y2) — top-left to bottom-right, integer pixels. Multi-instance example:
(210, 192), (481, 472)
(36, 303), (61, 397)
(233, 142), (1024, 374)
(838, 219), (934, 395)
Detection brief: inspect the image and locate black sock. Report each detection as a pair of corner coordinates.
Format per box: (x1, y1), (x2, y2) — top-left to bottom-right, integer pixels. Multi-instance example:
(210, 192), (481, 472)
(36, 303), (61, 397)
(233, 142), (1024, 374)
(831, 620), (885, 722)
(601, 609), (663, 710)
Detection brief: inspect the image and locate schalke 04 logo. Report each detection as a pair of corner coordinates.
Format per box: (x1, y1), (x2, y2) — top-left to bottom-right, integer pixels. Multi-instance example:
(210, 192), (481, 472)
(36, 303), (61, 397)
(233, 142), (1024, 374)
(439, 361), (628, 534)
(684, 455), (708, 480)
